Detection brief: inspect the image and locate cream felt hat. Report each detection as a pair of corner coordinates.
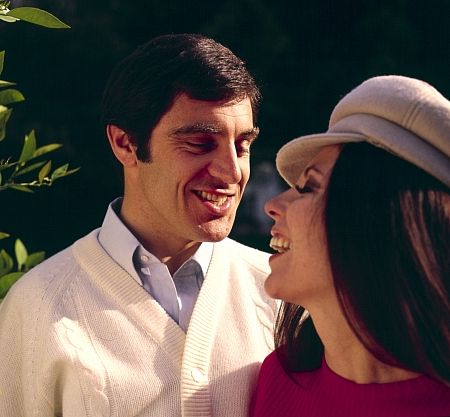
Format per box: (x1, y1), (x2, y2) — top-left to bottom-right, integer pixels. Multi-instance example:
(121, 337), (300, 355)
(276, 75), (450, 188)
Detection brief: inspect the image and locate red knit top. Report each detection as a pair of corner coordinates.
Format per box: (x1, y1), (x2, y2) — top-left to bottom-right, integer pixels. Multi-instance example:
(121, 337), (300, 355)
(250, 351), (450, 417)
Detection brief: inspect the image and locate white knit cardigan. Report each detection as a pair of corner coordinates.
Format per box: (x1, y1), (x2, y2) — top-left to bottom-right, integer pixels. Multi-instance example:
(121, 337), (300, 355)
(0, 230), (277, 417)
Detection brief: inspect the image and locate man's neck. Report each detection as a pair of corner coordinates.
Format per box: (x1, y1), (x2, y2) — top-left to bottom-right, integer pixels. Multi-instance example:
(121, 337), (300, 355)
(160, 240), (201, 275)
(119, 198), (202, 274)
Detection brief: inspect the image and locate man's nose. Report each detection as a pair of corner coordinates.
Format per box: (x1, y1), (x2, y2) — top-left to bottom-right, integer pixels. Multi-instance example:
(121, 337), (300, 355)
(207, 147), (242, 184)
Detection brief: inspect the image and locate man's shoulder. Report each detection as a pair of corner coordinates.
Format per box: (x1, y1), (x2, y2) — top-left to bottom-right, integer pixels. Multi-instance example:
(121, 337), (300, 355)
(216, 238), (270, 274)
(4, 230), (99, 306)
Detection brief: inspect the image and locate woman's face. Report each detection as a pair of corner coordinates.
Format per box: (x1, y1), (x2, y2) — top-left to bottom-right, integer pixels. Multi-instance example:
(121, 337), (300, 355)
(264, 145), (341, 307)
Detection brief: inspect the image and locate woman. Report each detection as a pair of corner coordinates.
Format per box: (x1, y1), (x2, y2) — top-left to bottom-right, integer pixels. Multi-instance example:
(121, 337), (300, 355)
(251, 75), (450, 417)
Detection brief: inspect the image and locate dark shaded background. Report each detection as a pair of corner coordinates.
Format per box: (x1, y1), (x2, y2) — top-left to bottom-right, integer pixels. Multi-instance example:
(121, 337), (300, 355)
(1, 0), (449, 256)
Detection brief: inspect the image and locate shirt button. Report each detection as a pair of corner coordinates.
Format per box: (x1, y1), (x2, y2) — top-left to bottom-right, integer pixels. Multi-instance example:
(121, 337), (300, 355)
(140, 255), (149, 262)
(191, 368), (205, 382)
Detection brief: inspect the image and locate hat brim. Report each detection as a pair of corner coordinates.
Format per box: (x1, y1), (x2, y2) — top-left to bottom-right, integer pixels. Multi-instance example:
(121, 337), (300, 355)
(276, 114), (450, 188)
(275, 132), (365, 187)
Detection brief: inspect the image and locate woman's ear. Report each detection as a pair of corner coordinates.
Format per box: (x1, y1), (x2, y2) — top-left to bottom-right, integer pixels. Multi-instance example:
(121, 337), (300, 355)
(106, 124), (138, 167)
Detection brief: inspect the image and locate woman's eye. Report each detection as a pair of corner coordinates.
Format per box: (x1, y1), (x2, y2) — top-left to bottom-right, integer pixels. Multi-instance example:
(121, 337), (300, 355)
(295, 184), (313, 194)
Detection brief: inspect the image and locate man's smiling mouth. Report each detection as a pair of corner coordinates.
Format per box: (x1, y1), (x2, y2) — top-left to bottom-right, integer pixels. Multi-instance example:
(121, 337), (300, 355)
(194, 190), (231, 208)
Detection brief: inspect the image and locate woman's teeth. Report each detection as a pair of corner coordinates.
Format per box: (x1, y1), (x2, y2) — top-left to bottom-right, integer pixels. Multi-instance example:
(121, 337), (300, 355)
(269, 236), (291, 253)
(197, 191), (228, 206)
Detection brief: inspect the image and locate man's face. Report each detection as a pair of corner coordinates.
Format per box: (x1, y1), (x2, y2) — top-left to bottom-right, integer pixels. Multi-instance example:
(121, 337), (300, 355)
(124, 93), (257, 257)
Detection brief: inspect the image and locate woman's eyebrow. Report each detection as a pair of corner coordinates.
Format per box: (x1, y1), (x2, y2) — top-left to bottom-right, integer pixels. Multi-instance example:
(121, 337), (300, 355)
(304, 166), (325, 178)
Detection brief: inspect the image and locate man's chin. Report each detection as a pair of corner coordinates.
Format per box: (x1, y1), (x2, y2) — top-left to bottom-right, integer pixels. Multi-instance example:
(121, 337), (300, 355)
(196, 221), (233, 243)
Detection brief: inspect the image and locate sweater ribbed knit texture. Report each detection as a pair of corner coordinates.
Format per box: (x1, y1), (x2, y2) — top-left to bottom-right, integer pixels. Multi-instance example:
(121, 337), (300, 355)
(0, 230), (277, 417)
(251, 351), (450, 417)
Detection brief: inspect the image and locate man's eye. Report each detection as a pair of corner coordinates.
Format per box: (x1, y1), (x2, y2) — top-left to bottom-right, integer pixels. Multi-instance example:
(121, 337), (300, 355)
(237, 141), (252, 156)
(237, 146), (251, 156)
(187, 142), (213, 151)
(295, 184), (313, 194)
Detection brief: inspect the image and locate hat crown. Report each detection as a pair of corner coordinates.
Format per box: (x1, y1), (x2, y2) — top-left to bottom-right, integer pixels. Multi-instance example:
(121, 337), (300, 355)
(276, 75), (450, 189)
(329, 75), (450, 157)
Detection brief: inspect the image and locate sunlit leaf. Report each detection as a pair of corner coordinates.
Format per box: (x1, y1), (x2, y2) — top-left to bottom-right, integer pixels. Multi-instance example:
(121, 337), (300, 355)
(33, 143), (62, 158)
(0, 232), (10, 240)
(0, 105), (12, 141)
(0, 272), (23, 298)
(15, 239), (28, 271)
(24, 251), (45, 271)
(0, 249), (13, 276)
(15, 161), (46, 177)
(19, 130), (37, 162)
(0, 15), (18, 23)
(50, 163), (68, 180)
(7, 7), (70, 29)
(38, 160), (51, 182)
(0, 51), (4, 76)
(9, 184), (33, 193)
(56, 166), (80, 179)
(0, 80), (15, 88)
(0, 160), (17, 171)
(0, 88), (24, 105)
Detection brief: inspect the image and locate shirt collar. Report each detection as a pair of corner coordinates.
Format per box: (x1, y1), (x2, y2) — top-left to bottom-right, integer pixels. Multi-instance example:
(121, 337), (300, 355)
(98, 197), (143, 285)
(98, 197), (213, 281)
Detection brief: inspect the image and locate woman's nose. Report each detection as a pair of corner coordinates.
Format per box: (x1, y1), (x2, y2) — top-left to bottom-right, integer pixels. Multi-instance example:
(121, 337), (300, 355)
(264, 193), (283, 220)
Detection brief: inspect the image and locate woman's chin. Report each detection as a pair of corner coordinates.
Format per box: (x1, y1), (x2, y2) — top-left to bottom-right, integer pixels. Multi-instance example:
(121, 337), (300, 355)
(263, 273), (283, 300)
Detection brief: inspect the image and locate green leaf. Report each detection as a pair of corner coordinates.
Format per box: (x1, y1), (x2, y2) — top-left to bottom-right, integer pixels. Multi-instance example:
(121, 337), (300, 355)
(0, 272), (23, 298)
(19, 130), (37, 162)
(33, 143), (62, 158)
(0, 160), (17, 172)
(15, 161), (46, 177)
(0, 105), (12, 141)
(0, 15), (18, 23)
(7, 7), (70, 29)
(0, 88), (25, 105)
(38, 160), (51, 183)
(0, 51), (4, 76)
(0, 80), (15, 88)
(0, 232), (9, 240)
(14, 239), (28, 271)
(24, 251), (45, 271)
(0, 249), (13, 276)
(56, 166), (80, 179)
(50, 163), (68, 180)
(9, 184), (33, 193)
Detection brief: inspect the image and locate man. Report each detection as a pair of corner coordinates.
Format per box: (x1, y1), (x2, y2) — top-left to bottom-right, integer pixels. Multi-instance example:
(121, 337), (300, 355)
(0, 34), (277, 416)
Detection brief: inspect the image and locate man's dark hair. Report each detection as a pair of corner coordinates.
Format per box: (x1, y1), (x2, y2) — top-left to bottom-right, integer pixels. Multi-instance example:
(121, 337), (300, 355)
(275, 143), (450, 385)
(101, 33), (261, 162)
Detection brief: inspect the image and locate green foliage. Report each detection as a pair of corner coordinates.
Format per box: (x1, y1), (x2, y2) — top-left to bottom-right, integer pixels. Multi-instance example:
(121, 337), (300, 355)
(0, 239), (44, 298)
(0, 128), (79, 192)
(0, 2), (70, 28)
(0, 4), (74, 300)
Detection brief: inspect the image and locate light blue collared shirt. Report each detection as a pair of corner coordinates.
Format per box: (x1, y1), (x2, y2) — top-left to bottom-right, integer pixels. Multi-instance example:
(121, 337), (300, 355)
(98, 198), (213, 331)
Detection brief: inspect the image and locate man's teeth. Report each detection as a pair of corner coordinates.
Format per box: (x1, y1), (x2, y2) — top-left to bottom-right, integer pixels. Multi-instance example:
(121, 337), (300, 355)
(269, 236), (292, 253)
(197, 191), (228, 206)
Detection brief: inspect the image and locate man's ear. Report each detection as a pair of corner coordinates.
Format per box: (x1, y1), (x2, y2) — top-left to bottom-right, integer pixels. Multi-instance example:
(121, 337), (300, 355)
(106, 124), (138, 167)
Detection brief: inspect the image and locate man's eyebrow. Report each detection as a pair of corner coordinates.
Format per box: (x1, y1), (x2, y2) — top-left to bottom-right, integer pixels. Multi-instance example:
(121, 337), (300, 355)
(240, 127), (260, 142)
(169, 123), (222, 137)
(169, 124), (260, 141)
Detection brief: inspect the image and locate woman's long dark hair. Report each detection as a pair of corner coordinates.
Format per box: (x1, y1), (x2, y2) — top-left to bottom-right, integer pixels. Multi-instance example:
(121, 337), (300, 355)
(275, 143), (450, 384)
